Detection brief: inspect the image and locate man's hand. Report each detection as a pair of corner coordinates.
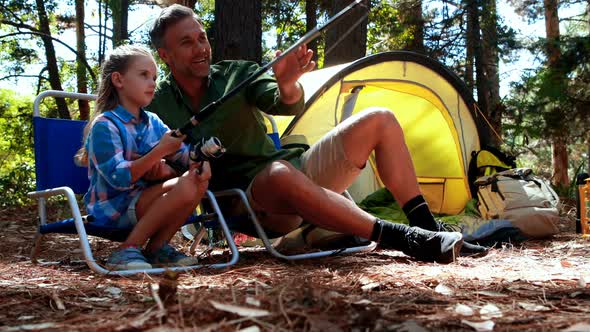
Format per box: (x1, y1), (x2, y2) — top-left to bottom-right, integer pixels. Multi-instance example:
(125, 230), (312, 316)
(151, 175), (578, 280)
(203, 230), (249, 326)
(272, 44), (315, 104)
(184, 161), (211, 189)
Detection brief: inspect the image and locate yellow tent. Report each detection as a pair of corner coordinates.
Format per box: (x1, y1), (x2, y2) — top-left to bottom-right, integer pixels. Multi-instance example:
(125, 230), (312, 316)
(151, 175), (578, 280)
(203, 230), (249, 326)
(282, 51), (481, 215)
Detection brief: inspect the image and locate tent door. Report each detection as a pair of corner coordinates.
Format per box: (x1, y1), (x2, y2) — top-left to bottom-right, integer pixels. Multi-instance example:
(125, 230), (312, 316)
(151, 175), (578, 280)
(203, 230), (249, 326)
(340, 86), (364, 123)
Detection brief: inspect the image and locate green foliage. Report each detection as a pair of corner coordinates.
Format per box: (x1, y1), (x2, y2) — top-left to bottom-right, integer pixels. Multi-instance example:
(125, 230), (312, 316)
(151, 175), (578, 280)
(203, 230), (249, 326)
(58, 58), (81, 93)
(0, 38), (39, 78)
(422, 1), (464, 64)
(0, 0), (75, 101)
(0, 89), (35, 206)
(496, 20), (521, 61)
(0, 1), (42, 80)
(505, 33), (590, 146)
(560, 160), (588, 200)
(507, 0), (543, 22)
(366, 0), (404, 53)
(261, 0), (307, 63)
(195, 0), (215, 28)
(0, 161), (35, 207)
(503, 38), (589, 188)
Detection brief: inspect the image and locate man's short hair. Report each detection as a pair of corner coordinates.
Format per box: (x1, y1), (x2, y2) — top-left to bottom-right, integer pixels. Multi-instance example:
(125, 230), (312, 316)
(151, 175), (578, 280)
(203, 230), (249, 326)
(149, 4), (203, 49)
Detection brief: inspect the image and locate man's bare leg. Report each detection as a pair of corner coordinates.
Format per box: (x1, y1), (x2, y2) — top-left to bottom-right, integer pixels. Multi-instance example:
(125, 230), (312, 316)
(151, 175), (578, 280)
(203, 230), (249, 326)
(251, 160), (463, 263)
(251, 107), (428, 234)
(251, 160), (375, 238)
(337, 108), (488, 255)
(337, 108), (419, 206)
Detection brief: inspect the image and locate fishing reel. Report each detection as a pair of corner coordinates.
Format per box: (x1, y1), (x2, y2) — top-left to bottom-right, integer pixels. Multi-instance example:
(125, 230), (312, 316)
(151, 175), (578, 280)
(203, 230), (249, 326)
(189, 136), (226, 162)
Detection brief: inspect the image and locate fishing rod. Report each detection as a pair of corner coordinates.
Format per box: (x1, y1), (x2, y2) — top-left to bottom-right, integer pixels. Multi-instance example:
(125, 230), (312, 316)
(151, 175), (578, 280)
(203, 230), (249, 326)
(175, 0), (366, 138)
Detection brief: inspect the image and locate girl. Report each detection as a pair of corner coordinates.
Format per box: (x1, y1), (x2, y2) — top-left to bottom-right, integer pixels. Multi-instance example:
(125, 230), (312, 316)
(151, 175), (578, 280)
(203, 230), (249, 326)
(77, 45), (210, 271)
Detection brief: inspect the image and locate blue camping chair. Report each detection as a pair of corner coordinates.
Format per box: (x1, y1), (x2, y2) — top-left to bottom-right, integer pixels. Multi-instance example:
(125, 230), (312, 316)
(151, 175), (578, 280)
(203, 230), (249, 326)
(28, 90), (238, 276)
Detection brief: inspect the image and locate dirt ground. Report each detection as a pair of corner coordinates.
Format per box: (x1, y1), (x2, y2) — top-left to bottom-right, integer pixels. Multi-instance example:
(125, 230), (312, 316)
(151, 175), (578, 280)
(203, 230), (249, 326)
(1, 203), (590, 332)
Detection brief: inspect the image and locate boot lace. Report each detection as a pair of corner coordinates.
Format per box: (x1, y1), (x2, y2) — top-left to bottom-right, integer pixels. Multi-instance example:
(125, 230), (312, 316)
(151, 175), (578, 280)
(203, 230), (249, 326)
(435, 220), (461, 232)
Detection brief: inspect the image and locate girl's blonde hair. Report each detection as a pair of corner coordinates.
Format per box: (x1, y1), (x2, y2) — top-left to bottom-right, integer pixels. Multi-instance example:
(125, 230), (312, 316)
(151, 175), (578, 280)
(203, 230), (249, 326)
(75, 45), (154, 166)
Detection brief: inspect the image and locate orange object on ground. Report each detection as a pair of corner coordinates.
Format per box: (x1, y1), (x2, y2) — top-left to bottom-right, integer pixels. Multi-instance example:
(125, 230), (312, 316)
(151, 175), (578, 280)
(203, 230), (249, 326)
(579, 179), (590, 236)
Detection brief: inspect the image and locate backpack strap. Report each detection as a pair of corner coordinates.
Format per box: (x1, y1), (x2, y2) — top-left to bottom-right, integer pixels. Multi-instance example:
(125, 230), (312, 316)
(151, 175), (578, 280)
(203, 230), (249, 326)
(468, 146), (517, 198)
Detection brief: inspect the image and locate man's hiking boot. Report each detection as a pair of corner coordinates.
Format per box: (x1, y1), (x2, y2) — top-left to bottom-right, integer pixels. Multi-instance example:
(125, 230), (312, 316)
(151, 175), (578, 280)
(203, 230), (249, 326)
(106, 247), (152, 271)
(408, 218), (490, 258)
(433, 220), (490, 258)
(400, 226), (463, 263)
(146, 244), (199, 267)
(376, 220), (463, 264)
(458, 241), (490, 257)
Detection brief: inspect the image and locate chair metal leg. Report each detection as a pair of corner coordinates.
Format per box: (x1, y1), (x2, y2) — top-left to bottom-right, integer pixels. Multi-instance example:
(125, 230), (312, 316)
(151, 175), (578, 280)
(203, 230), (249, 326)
(189, 226), (208, 256)
(30, 232), (44, 264)
(213, 189), (377, 260)
(28, 187), (239, 276)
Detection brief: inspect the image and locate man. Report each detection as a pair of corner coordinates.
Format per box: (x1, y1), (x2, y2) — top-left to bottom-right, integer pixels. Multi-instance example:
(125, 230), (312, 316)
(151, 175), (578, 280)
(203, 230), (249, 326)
(147, 5), (487, 263)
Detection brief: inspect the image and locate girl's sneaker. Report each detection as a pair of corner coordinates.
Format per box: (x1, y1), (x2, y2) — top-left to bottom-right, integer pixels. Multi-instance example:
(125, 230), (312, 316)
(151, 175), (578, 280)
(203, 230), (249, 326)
(106, 247), (152, 271)
(146, 244), (199, 267)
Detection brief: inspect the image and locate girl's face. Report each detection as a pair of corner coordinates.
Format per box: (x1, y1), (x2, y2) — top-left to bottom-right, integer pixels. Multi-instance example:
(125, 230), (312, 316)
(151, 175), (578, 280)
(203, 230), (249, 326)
(113, 55), (158, 110)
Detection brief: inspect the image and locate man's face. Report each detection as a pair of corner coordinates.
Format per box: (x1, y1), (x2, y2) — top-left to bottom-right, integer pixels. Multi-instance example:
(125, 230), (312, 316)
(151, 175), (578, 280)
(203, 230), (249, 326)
(158, 17), (211, 80)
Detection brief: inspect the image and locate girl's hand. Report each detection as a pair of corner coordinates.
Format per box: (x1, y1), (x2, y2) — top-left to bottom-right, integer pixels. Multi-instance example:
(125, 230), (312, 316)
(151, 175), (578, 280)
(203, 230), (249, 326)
(130, 152), (178, 181)
(156, 130), (185, 157)
(144, 159), (178, 181)
(128, 132), (185, 183)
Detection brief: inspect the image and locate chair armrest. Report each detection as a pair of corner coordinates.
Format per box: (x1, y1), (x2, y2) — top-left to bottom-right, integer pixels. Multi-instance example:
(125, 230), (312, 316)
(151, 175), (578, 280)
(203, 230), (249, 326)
(28, 186), (78, 201)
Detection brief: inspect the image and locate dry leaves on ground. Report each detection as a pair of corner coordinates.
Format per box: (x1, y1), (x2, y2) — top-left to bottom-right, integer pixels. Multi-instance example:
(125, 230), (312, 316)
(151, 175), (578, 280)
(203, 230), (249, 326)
(1, 204), (590, 331)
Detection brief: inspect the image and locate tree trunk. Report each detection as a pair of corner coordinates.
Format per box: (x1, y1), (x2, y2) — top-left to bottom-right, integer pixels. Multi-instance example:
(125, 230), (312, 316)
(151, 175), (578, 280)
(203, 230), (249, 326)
(98, 0), (104, 65)
(36, 0), (69, 119)
(75, 0), (90, 120)
(99, 0), (109, 66)
(111, 0), (129, 46)
(552, 136), (569, 188)
(544, 0), (569, 187)
(469, 0), (492, 147)
(159, 0), (197, 8)
(305, 0), (319, 65)
(480, 0), (502, 147)
(270, 3), (284, 50)
(544, 0), (561, 66)
(213, 0), (262, 63)
(399, 0), (425, 53)
(324, 0), (369, 66)
(465, 0), (476, 93)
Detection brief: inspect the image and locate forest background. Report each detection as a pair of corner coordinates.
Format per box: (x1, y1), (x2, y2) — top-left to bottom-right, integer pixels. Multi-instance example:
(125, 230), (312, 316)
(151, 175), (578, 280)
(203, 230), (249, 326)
(0, 0), (588, 207)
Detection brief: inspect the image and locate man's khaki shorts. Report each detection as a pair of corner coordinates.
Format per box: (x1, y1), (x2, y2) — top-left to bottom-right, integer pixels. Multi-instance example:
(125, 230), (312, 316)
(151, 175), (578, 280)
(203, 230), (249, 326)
(240, 125), (364, 236)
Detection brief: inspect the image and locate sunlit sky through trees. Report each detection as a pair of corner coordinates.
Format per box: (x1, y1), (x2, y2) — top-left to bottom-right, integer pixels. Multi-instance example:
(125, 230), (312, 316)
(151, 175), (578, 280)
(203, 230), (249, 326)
(0, 0), (585, 98)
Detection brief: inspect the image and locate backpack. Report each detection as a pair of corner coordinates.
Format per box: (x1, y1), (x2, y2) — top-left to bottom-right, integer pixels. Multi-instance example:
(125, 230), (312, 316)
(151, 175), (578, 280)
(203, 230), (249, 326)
(474, 168), (560, 238)
(468, 146), (517, 198)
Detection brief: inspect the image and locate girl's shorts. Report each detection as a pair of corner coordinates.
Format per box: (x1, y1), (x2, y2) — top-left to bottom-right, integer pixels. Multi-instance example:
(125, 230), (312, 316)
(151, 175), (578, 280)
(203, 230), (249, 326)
(114, 191), (143, 229)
